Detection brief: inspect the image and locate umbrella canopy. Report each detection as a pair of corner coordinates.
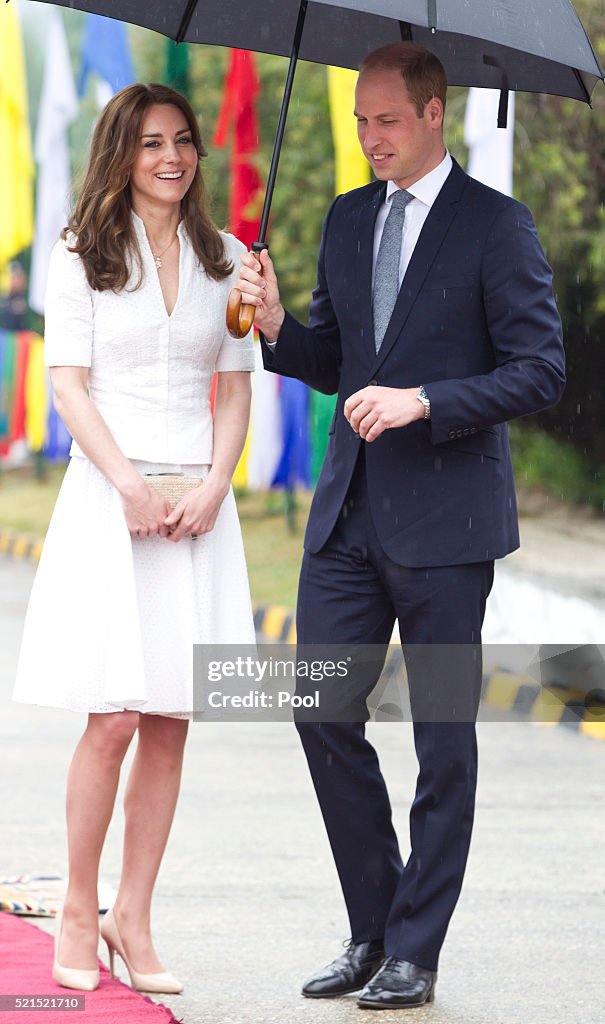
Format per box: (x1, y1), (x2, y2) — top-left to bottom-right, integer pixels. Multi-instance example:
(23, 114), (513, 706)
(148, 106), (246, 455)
(34, 0), (604, 102)
(27, 0), (604, 334)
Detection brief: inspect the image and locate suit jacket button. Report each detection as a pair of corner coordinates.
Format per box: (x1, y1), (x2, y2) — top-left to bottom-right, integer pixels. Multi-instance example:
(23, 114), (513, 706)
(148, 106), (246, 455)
(369, 379), (378, 386)
(448, 431), (455, 439)
(463, 428), (469, 436)
(470, 427), (477, 434)
(456, 430), (463, 437)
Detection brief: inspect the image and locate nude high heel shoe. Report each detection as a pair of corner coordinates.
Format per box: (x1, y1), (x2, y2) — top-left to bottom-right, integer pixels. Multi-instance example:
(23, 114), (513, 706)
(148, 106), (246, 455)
(100, 908), (183, 994)
(52, 905), (100, 992)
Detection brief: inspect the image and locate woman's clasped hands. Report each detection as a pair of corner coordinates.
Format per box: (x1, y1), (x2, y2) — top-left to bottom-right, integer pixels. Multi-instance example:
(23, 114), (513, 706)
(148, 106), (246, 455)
(122, 477), (227, 541)
(122, 482), (171, 539)
(164, 477), (227, 542)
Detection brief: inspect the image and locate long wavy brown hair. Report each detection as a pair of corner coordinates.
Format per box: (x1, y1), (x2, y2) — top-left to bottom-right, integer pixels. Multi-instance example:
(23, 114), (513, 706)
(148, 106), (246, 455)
(64, 83), (232, 291)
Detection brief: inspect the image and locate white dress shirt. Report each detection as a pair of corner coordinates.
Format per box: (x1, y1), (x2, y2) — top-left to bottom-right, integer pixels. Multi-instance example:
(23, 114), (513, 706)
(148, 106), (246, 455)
(267, 151), (453, 354)
(372, 150), (453, 288)
(44, 212), (255, 464)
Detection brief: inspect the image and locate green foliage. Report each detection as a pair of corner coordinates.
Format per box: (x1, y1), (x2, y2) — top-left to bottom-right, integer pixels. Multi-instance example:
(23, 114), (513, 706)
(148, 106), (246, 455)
(19, 3), (605, 505)
(509, 423), (605, 509)
(134, 39), (335, 321)
(261, 59), (334, 320)
(509, 1), (605, 471)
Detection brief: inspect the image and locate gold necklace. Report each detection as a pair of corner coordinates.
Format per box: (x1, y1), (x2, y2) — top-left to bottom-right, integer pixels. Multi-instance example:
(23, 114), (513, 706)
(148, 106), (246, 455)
(150, 234), (177, 270)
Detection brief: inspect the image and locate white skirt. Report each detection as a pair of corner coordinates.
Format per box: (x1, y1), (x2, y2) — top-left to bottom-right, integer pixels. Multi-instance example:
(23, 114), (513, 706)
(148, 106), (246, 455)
(13, 457), (256, 717)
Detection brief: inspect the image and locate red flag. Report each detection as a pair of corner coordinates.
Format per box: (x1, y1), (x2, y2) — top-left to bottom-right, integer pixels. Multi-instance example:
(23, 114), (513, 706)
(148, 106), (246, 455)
(214, 50), (264, 250)
(10, 330), (31, 444)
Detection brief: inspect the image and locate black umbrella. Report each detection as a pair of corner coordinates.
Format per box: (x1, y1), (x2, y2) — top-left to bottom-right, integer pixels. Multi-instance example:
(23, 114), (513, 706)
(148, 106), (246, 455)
(27, 1), (604, 334)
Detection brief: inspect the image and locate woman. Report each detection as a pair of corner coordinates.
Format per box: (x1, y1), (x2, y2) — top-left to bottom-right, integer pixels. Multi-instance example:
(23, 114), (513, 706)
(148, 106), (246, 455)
(13, 84), (256, 993)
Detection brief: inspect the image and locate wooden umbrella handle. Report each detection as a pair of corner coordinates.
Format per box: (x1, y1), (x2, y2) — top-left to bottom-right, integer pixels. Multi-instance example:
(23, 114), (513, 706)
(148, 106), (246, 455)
(226, 257), (264, 339)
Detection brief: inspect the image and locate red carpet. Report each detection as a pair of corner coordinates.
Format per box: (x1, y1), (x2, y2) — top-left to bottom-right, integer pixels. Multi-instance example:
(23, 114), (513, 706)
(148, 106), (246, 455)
(0, 912), (181, 1024)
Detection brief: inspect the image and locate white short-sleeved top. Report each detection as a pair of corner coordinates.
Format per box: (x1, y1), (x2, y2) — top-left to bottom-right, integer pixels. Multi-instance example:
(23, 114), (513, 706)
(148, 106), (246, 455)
(44, 211), (255, 464)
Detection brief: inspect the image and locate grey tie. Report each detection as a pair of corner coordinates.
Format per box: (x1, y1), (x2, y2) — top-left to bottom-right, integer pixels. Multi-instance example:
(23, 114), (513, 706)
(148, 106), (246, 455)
(373, 189), (413, 352)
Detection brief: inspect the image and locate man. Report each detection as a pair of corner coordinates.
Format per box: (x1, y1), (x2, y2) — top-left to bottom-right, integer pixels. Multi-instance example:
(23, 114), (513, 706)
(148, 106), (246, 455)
(235, 43), (565, 1009)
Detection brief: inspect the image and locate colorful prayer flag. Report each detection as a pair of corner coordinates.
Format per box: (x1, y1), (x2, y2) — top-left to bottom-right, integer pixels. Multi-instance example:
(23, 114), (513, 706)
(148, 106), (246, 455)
(29, 9), (78, 315)
(464, 88), (515, 197)
(213, 49), (264, 251)
(310, 68), (371, 483)
(0, 3), (34, 278)
(214, 50), (276, 489)
(165, 40), (190, 97)
(24, 333), (48, 454)
(327, 66), (371, 196)
(78, 13), (135, 102)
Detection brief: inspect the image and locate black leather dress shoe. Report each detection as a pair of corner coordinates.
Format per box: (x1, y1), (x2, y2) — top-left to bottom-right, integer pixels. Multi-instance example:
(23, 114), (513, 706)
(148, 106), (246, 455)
(301, 940), (385, 998)
(357, 957), (437, 1009)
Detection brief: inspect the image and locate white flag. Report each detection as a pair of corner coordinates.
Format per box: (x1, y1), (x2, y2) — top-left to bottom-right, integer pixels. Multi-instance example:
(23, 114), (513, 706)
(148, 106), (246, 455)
(29, 9), (78, 315)
(464, 88), (515, 198)
(247, 340), (283, 490)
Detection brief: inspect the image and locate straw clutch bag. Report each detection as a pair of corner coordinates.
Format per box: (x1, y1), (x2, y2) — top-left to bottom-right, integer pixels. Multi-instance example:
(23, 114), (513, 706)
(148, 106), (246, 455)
(145, 474), (202, 510)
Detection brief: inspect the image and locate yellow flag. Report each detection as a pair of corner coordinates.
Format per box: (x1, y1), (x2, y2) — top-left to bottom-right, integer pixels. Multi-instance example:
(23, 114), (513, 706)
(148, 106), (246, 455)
(232, 415), (251, 489)
(25, 333), (48, 453)
(0, 4), (34, 276)
(310, 69), (369, 484)
(327, 66), (370, 195)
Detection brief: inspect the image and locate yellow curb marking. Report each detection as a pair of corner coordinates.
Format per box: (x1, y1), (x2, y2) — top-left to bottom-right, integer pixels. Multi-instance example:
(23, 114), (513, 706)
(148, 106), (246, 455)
(483, 671), (535, 709)
(0, 531), (43, 561)
(261, 605), (292, 640)
(31, 540), (44, 562)
(580, 721), (605, 740)
(12, 537), (30, 558)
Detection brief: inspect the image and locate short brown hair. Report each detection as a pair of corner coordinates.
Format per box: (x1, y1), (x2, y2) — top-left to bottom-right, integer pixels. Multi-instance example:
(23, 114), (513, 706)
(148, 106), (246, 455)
(359, 43), (447, 118)
(65, 83), (232, 292)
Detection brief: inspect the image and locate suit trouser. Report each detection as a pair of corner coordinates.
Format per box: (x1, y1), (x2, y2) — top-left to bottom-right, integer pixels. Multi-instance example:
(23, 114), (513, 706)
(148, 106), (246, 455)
(295, 449), (494, 971)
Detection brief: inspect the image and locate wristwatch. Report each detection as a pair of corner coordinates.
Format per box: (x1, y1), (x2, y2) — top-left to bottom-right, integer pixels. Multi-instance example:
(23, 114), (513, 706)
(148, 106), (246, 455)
(416, 386), (431, 420)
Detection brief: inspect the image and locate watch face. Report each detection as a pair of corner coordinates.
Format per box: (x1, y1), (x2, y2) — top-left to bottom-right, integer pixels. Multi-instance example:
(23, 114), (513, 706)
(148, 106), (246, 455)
(417, 388), (430, 418)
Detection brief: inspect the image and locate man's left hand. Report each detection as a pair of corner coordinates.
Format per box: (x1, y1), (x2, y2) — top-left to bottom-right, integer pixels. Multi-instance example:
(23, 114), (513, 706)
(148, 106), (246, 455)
(344, 386), (424, 442)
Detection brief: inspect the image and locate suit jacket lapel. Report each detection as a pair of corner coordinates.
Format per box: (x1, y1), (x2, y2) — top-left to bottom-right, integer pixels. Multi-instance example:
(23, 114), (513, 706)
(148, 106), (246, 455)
(369, 161), (468, 375)
(355, 182), (385, 357)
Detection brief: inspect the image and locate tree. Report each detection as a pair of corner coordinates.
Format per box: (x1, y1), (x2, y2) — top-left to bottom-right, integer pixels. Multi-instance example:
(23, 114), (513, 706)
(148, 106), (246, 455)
(510, 0), (605, 475)
(24, 6), (605, 498)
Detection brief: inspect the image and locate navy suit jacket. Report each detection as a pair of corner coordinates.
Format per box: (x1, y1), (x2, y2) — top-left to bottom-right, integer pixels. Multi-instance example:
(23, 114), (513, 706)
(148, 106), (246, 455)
(262, 159), (565, 567)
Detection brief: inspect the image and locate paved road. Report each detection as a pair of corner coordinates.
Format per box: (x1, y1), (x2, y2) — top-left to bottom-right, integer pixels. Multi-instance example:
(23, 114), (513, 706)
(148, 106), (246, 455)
(1, 558), (604, 1024)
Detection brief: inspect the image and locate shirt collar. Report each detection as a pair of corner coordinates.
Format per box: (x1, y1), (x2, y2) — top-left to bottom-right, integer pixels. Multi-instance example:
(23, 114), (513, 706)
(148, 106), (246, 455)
(131, 208), (145, 237)
(385, 150), (452, 208)
(130, 208), (187, 240)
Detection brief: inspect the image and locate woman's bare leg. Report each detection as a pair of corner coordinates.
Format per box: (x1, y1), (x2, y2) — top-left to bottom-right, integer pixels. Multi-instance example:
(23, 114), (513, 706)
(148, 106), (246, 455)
(59, 711), (139, 969)
(110, 714), (189, 972)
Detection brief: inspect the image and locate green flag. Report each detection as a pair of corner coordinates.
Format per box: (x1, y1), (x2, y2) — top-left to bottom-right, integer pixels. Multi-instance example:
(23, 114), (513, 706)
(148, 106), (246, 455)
(164, 40), (190, 96)
(310, 390), (336, 485)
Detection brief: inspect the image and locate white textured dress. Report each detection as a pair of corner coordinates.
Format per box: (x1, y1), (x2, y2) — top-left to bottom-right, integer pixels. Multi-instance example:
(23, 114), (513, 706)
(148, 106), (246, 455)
(13, 213), (256, 717)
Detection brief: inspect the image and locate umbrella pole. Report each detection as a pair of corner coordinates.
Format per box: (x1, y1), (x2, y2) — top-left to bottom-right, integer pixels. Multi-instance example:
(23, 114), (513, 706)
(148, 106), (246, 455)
(255, 0), (308, 248)
(226, 0), (309, 337)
